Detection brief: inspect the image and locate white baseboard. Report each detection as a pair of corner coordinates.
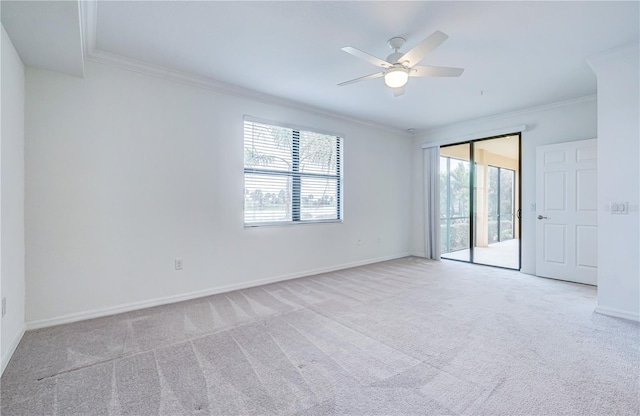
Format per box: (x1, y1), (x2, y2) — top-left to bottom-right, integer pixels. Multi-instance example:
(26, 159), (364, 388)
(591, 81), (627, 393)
(410, 252), (426, 258)
(1, 324), (26, 376)
(594, 305), (640, 322)
(26, 253), (411, 330)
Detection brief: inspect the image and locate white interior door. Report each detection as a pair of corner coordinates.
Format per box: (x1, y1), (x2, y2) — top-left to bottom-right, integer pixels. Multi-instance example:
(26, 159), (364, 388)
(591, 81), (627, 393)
(535, 139), (597, 285)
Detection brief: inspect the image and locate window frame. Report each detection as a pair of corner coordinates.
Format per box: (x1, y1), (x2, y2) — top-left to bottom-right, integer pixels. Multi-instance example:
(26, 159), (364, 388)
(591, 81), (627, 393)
(243, 116), (343, 227)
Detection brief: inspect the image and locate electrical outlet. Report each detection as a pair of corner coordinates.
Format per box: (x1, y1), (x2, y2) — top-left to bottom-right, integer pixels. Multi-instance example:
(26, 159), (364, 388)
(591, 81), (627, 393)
(175, 258), (183, 270)
(2, 297), (6, 318)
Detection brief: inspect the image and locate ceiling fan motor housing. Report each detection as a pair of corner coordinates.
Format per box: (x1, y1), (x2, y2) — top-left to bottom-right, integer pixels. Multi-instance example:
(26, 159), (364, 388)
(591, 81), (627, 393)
(387, 37), (408, 65)
(387, 52), (407, 66)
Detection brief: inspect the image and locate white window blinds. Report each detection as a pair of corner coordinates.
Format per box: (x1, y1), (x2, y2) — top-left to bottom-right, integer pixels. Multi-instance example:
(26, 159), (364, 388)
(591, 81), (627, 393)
(243, 118), (343, 226)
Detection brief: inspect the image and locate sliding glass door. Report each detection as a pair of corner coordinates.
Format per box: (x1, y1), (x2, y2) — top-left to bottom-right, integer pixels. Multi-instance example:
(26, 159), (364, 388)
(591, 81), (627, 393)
(440, 143), (471, 262)
(488, 166), (515, 243)
(440, 134), (521, 270)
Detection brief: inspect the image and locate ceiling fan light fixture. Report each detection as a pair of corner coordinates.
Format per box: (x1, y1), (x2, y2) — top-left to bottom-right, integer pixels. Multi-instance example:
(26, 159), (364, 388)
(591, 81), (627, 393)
(339, 30), (463, 90)
(384, 66), (409, 88)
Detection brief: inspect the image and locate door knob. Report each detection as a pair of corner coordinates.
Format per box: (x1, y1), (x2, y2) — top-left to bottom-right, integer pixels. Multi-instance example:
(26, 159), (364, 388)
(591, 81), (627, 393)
(537, 215), (548, 220)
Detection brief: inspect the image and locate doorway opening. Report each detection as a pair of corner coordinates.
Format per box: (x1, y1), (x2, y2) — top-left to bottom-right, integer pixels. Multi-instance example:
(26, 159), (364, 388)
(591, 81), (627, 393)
(440, 134), (521, 270)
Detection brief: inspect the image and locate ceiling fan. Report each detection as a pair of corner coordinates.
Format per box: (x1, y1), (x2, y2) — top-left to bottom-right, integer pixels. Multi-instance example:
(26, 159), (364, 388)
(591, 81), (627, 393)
(338, 31), (464, 97)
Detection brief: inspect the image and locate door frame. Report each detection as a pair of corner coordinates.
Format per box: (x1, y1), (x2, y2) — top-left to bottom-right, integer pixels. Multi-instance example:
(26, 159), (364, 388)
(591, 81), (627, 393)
(440, 132), (522, 270)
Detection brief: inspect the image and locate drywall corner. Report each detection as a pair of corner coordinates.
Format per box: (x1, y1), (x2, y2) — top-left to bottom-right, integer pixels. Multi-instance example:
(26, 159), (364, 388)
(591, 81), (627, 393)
(1, 23), (27, 376)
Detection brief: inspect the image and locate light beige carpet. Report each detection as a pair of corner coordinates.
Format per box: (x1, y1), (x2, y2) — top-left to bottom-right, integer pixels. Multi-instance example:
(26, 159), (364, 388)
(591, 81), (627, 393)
(2, 257), (639, 415)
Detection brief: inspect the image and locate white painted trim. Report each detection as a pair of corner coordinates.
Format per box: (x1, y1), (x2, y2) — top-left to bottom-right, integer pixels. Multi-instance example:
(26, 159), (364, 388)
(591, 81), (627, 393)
(1, 325), (26, 376)
(76, 2), (408, 138)
(587, 43), (640, 72)
(594, 305), (640, 323)
(74, 0), (87, 77)
(410, 251), (427, 258)
(421, 125), (527, 149)
(26, 253), (411, 330)
(417, 95), (596, 138)
(83, 50), (409, 137)
(79, 0), (97, 59)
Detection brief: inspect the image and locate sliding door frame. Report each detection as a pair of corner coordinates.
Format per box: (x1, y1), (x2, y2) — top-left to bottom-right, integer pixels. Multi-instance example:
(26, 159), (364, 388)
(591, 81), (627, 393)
(440, 132), (522, 270)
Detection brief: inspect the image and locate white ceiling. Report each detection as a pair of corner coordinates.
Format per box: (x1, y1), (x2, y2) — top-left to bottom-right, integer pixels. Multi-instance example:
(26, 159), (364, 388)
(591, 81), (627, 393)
(2, 1), (639, 133)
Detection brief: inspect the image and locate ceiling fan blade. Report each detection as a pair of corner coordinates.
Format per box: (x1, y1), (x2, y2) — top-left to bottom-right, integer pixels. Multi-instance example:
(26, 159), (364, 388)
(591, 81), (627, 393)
(411, 65), (464, 77)
(338, 72), (384, 86)
(392, 86), (406, 97)
(341, 47), (392, 68)
(399, 31), (449, 66)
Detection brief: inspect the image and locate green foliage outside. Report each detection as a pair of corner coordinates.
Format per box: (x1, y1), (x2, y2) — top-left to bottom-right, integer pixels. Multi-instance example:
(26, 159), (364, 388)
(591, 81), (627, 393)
(244, 124), (338, 221)
(441, 157), (515, 253)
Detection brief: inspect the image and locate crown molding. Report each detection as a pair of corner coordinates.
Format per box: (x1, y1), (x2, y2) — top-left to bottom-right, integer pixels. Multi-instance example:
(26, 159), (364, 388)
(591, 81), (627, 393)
(83, 50), (411, 137)
(416, 94), (597, 138)
(587, 43), (640, 72)
(77, 1), (601, 140)
(77, 0), (409, 138)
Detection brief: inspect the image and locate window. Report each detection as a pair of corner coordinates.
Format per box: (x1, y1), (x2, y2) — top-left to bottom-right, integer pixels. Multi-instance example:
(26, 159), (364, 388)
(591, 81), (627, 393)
(243, 117), (342, 226)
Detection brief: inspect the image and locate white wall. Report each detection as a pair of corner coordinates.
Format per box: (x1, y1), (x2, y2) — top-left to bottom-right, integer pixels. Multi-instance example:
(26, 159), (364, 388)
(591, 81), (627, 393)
(588, 45), (640, 321)
(410, 97), (597, 275)
(24, 61), (412, 325)
(1, 24), (26, 373)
